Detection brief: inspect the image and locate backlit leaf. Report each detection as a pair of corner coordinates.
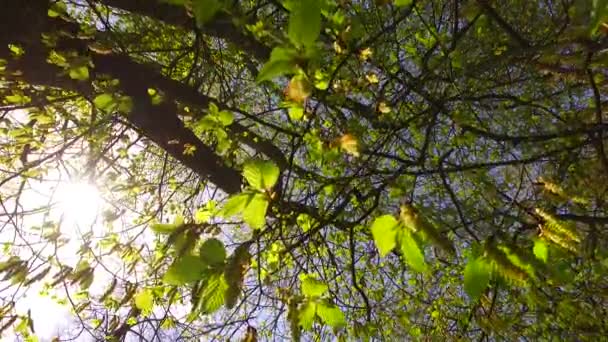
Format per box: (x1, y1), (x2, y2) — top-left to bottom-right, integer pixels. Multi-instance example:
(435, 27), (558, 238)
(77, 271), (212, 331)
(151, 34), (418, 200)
(93, 93), (114, 111)
(134, 289), (153, 312)
(301, 275), (328, 297)
(288, 0), (321, 47)
(398, 231), (427, 273)
(69, 66), (89, 81)
(242, 193), (269, 229)
(256, 47), (297, 82)
(317, 302), (346, 328)
(464, 256), (491, 301)
(199, 238), (226, 267)
(200, 272), (227, 314)
(533, 239), (549, 263)
(163, 255), (207, 285)
(370, 215), (399, 257)
(298, 301), (317, 330)
(243, 160), (280, 190)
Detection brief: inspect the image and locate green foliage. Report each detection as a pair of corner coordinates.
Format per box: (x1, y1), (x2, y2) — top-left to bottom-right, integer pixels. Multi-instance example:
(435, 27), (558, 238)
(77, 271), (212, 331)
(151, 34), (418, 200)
(163, 255), (207, 285)
(301, 274), (328, 298)
(199, 238), (226, 267)
(3, 0), (608, 340)
(134, 289), (154, 312)
(93, 93), (114, 111)
(256, 47), (298, 82)
(298, 301), (317, 330)
(288, 0), (321, 48)
(533, 239), (549, 263)
(370, 215), (399, 257)
(192, 0), (222, 27)
(398, 231), (427, 273)
(395, 0), (413, 6)
(464, 256), (491, 301)
(69, 65), (89, 80)
(243, 160), (280, 190)
(199, 272), (227, 314)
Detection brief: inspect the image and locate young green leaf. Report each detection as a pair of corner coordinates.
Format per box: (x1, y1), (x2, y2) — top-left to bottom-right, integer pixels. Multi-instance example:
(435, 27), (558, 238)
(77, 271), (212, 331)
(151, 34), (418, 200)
(301, 275), (328, 298)
(370, 215), (399, 257)
(221, 193), (252, 218)
(464, 257), (491, 301)
(256, 47), (298, 82)
(163, 255), (207, 285)
(93, 93), (114, 111)
(199, 238), (226, 267)
(288, 0), (321, 48)
(217, 110), (234, 126)
(243, 160), (280, 190)
(242, 193), (269, 229)
(134, 289), (153, 312)
(395, 0), (413, 6)
(199, 272), (227, 314)
(298, 301), (317, 330)
(69, 66), (89, 81)
(533, 239), (548, 263)
(297, 213), (314, 232)
(316, 302), (346, 328)
(398, 231), (427, 273)
(150, 222), (180, 234)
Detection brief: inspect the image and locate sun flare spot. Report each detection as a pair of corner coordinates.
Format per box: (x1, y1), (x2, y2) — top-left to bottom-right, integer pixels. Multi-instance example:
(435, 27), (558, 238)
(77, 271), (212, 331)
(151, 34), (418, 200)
(54, 181), (102, 232)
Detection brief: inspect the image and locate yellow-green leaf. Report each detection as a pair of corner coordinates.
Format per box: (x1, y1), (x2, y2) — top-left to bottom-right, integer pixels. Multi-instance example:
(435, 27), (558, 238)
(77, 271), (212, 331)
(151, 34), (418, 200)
(134, 289), (153, 312)
(317, 302), (346, 328)
(398, 231), (427, 273)
(533, 239), (548, 263)
(69, 66), (89, 81)
(370, 215), (399, 257)
(243, 160), (280, 190)
(301, 274), (328, 298)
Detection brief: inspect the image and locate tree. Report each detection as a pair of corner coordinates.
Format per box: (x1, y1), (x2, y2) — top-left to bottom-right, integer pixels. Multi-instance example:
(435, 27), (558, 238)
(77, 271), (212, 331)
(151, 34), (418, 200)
(1, 0), (607, 340)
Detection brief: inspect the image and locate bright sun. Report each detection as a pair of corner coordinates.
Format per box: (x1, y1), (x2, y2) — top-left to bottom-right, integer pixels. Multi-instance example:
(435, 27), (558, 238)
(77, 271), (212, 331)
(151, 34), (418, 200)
(54, 181), (102, 232)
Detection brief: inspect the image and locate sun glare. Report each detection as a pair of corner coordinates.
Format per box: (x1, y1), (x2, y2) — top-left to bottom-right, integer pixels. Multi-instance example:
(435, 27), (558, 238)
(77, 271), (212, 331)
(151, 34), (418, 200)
(54, 181), (102, 232)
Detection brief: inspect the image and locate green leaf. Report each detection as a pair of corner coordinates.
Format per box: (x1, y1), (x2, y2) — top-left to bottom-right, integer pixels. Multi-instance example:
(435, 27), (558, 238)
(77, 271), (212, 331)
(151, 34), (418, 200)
(163, 255), (207, 285)
(217, 110), (234, 126)
(200, 272), (227, 314)
(288, 0), (321, 48)
(150, 222), (179, 234)
(395, 0), (413, 6)
(221, 193), (251, 218)
(297, 213), (314, 232)
(69, 66), (89, 81)
(301, 275), (328, 298)
(256, 47), (297, 82)
(370, 215), (399, 257)
(533, 239), (549, 263)
(48, 1), (67, 17)
(398, 231), (427, 273)
(199, 238), (226, 267)
(288, 106), (305, 121)
(242, 193), (269, 229)
(195, 208), (212, 223)
(134, 289), (153, 312)
(243, 160), (280, 190)
(93, 93), (114, 111)
(191, 0), (222, 27)
(317, 302), (346, 328)
(464, 257), (491, 301)
(298, 301), (317, 330)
